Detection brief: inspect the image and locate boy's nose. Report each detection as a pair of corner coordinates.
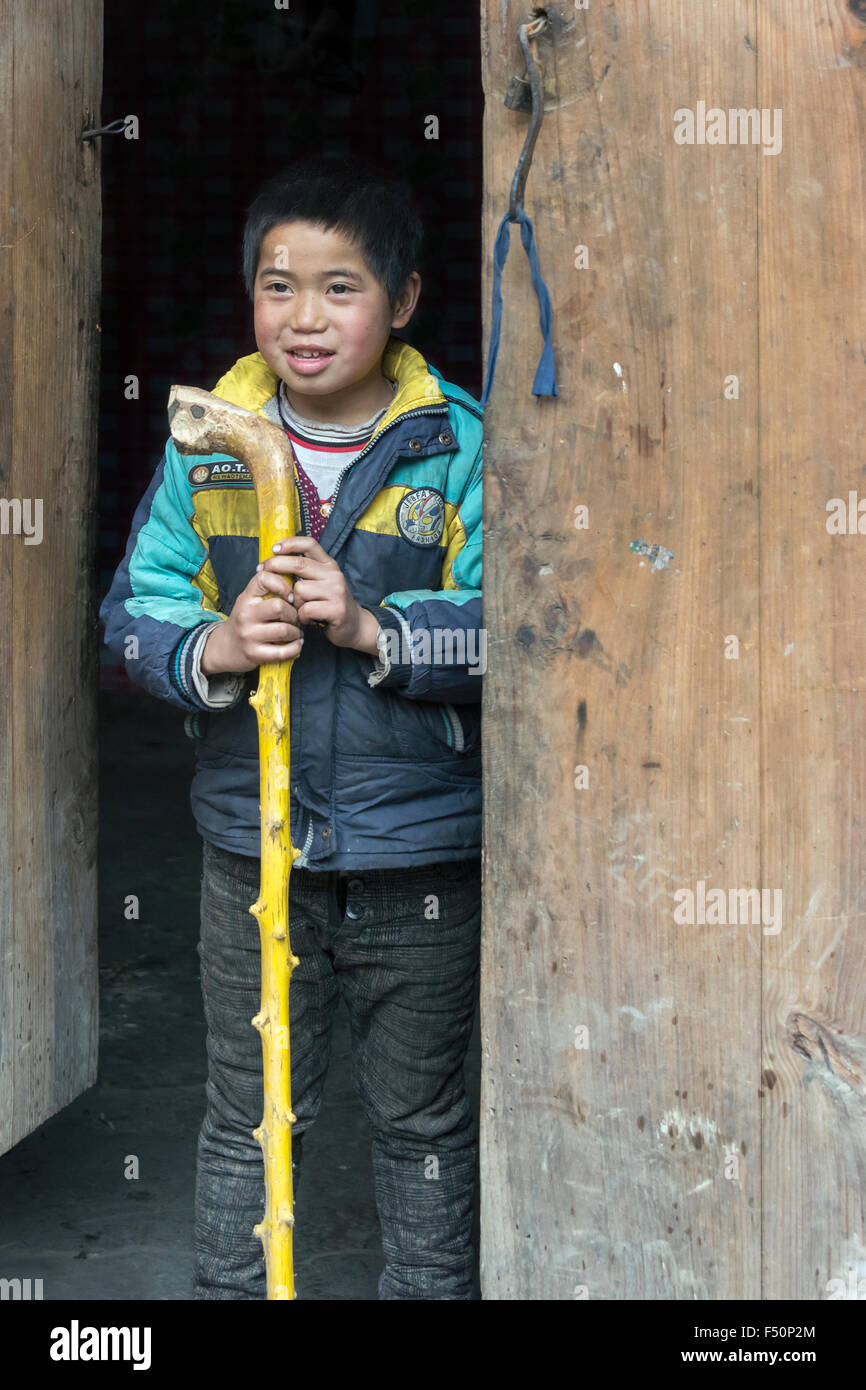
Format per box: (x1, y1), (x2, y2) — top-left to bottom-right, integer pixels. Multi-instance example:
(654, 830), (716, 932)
(288, 291), (325, 323)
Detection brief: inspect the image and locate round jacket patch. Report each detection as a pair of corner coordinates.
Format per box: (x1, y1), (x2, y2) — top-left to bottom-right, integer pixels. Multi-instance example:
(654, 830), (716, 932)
(396, 487), (445, 546)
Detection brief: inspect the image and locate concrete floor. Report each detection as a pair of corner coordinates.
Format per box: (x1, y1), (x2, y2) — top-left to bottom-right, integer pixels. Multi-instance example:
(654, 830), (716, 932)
(0, 687), (481, 1300)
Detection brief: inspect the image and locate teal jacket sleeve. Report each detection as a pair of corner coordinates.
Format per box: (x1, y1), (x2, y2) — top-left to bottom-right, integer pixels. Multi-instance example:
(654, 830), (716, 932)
(98, 439), (243, 713)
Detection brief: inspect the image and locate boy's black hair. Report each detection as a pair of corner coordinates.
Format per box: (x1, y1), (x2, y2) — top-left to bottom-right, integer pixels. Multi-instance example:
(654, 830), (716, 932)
(241, 155), (424, 309)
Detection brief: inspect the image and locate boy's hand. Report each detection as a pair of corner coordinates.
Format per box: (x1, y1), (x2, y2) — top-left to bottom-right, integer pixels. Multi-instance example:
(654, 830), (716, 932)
(200, 563), (305, 675)
(260, 536), (381, 656)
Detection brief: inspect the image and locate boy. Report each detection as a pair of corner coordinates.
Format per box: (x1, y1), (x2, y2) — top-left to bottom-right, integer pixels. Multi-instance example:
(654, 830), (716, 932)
(99, 156), (485, 1300)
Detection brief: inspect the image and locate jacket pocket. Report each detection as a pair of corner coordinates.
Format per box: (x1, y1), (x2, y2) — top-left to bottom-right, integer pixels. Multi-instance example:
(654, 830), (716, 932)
(385, 691), (476, 759)
(444, 701), (480, 754)
(441, 704), (465, 752)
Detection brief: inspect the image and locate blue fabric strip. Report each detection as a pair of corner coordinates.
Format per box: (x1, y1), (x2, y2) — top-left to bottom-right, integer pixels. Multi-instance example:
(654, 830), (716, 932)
(480, 207), (558, 410)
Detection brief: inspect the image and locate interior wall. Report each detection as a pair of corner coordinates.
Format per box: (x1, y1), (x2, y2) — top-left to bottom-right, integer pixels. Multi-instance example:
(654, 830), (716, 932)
(97, 0), (482, 693)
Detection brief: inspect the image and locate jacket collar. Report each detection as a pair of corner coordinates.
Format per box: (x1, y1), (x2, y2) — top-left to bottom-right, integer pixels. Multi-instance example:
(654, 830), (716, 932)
(210, 336), (448, 448)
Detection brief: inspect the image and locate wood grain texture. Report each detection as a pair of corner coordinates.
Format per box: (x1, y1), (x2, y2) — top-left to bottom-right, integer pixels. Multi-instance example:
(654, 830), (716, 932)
(757, 0), (866, 1301)
(480, 0), (864, 1298)
(0, 0), (102, 1156)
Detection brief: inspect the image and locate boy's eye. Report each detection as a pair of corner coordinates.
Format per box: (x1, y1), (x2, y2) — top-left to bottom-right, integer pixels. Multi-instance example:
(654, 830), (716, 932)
(265, 282), (352, 295)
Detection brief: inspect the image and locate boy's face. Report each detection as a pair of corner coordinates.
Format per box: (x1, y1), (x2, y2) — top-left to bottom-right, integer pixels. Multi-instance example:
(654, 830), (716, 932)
(253, 219), (420, 422)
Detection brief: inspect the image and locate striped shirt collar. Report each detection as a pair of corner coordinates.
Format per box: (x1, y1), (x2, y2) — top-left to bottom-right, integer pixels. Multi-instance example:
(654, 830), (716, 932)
(276, 377), (398, 444)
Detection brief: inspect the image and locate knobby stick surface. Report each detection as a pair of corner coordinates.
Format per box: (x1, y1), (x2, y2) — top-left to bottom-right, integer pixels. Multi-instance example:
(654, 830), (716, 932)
(168, 385), (301, 1300)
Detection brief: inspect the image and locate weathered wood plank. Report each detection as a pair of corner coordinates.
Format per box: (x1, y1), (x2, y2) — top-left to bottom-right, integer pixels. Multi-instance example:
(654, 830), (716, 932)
(758, 0), (866, 1301)
(0, 0), (102, 1155)
(480, 0), (764, 1298)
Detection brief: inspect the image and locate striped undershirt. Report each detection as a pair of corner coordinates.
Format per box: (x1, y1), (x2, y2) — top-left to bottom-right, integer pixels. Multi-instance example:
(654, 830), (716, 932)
(275, 378), (398, 539)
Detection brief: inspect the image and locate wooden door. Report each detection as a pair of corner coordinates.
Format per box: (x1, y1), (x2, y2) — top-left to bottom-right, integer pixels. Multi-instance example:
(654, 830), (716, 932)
(0, 0), (102, 1155)
(480, 0), (866, 1299)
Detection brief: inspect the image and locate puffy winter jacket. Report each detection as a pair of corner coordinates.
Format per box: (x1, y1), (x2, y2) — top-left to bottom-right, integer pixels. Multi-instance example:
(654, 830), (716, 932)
(99, 335), (484, 870)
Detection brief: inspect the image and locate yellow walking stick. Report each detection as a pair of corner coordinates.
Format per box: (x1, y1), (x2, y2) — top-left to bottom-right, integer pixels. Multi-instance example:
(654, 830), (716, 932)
(168, 385), (301, 1300)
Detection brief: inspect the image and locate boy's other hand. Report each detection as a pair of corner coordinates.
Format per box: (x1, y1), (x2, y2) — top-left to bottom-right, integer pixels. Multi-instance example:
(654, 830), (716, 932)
(200, 563), (305, 675)
(260, 536), (381, 657)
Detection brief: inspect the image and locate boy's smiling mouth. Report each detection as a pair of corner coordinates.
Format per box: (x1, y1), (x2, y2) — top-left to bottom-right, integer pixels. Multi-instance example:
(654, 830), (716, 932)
(285, 345), (336, 374)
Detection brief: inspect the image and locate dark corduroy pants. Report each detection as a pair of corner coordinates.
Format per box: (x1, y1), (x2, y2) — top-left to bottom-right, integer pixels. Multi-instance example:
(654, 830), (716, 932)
(193, 838), (482, 1300)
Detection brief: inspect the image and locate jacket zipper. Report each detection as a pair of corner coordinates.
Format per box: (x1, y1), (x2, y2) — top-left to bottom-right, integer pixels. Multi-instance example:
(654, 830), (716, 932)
(288, 464), (316, 868)
(288, 404), (448, 538)
(294, 812), (315, 868)
(292, 405), (452, 859)
(326, 405), (450, 520)
(334, 407), (462, 759)
(295, 468), (311, 536)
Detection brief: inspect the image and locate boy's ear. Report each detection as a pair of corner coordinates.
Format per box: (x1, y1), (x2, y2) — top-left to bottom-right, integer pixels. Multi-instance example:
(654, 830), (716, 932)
(391, 271), (421, 328)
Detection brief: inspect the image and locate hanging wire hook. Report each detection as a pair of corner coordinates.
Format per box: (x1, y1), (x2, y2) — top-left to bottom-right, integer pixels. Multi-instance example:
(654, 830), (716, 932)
(80, 118), (129, 141)
(479, 9), (558, 408)
(508, 14), (547, 220)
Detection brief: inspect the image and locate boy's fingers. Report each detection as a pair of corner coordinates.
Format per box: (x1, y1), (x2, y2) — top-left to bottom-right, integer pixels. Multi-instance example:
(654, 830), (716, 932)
(251, 603), (297, 631)
(249, 642), (303, 664)
(270, 536), (335, 567)
(294, 600), (333, 626)
(249, 621), (302, 644)
(262, 553), (330, 579)
(251, 568), (293, 600)
(246, 612), (303, 640)
(271, 535), (327, 556)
